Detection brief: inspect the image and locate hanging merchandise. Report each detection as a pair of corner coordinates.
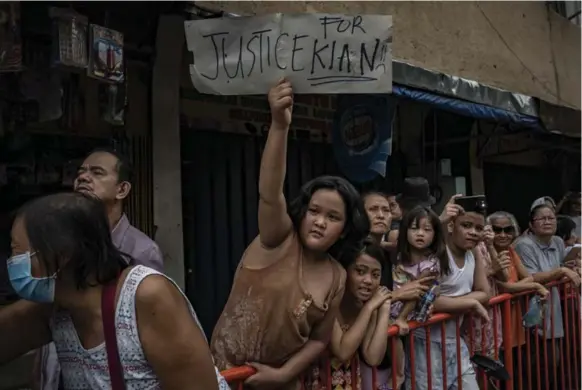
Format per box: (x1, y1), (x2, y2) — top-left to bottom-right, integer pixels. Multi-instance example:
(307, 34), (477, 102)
(0, 2), (22, 72)
(99, 80), (126, 126)
(87, 24), (124, 84)
(49, 7), (88, 69)
(332, 95), (397, 183)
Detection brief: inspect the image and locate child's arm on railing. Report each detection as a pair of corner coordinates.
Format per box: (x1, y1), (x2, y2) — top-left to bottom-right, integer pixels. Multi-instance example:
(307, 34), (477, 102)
(393, 301), (416, 335)
(329, 307), (377, 363)
(361, 310), (377, 357)
(274, 339), (327, 383)
(246, 338), (329, 388)
(432, 296), (481, 313)
(330, 286), (390, 363)
(432, 296), (490, 322)
(361, 299), (392, 366)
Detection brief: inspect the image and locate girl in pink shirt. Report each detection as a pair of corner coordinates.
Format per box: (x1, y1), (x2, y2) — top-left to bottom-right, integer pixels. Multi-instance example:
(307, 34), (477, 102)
(392, 206), (449, 332)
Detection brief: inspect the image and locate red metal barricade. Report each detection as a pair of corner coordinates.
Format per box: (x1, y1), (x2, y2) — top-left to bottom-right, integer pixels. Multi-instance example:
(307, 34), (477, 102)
(220, 280), (580, 390)
(509, 280), (580, 390)
(400, 293), (513, 390)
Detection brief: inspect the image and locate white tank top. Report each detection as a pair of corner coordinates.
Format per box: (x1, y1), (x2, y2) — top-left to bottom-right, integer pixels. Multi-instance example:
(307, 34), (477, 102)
(51, 266), (228, 390)
(416, 247), (475, 342)
(440, 246), (475, 298)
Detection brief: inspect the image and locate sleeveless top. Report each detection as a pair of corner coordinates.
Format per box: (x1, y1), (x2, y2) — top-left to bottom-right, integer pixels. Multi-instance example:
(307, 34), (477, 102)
(51, 266), (228, 390)
(419, 247), (475, 342)
(211, 233), (346, 389)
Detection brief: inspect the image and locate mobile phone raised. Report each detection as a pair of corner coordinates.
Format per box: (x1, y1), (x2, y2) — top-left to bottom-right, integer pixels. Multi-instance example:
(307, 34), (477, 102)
(455, 195), (487, 213)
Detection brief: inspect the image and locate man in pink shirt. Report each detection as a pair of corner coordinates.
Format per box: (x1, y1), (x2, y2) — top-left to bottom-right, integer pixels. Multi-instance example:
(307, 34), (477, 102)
(35, 148), (163, 390)
(75, 148), (163, 270)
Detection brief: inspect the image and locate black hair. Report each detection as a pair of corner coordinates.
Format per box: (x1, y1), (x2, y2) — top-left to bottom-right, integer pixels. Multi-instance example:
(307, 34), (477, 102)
(397, 205), (450, 276)
(361, 191), (389, 203)
(558, 192), (581, 216)
(339, 238), (386, 270)
(88, 147), (133, 183)
(345, 238), (390, 370)
(16, 192), (129, 290)
(288, 175), (370, 259)
(556, 216), (576, 242)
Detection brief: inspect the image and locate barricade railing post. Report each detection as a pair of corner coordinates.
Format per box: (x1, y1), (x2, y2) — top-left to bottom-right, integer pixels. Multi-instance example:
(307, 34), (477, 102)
(501, 297), (513, 390)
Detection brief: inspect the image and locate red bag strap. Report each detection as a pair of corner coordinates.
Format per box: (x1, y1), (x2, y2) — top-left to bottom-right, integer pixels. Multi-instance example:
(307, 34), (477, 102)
(102, 278), (126, 390)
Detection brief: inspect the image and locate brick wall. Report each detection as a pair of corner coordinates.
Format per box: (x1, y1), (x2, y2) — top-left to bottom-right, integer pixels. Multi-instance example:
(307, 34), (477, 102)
(180, 84), (337, 142)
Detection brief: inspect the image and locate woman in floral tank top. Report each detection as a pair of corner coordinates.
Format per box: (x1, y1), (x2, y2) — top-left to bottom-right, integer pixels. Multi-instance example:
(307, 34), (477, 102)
(0, 192), (223, 389)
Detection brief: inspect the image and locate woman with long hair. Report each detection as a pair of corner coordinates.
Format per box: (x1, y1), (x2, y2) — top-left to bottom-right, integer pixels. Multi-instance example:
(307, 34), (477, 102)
(210, 80), (370, 389)
(305, 241), (392, 390)
(0, 192), (223, 389)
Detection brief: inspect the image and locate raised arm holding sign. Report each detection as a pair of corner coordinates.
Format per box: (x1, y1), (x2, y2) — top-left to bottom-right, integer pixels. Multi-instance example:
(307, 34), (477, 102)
(184, 13), (392, 95)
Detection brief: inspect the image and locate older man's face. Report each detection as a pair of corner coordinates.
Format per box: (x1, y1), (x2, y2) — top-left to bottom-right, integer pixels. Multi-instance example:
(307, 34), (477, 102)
(74, 152), (123, 203)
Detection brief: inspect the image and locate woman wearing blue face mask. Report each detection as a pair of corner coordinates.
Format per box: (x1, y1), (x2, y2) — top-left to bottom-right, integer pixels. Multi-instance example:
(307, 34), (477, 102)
(0, 192), (226, 390)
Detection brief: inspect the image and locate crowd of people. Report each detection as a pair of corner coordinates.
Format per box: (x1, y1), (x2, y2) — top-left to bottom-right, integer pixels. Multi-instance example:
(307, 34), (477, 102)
(0, 80), (580, 390)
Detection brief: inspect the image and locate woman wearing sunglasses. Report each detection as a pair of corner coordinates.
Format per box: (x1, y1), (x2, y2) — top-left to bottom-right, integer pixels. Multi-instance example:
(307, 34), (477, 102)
(487, 211), (549, 298)
(485, 211), (549, 386)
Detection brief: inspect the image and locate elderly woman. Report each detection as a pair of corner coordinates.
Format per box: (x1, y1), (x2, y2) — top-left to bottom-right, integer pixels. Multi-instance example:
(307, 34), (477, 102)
(486, 212), (549, 344)
(514, 202), (581, 389)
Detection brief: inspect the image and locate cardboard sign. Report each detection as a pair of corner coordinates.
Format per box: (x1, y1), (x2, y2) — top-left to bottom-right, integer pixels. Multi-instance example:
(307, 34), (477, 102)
(184, 13), (392, 95)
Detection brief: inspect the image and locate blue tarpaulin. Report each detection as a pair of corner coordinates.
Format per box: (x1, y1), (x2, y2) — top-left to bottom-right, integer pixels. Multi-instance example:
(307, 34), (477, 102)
(392, 84), (543, 130)
(332, 84), (545, 182)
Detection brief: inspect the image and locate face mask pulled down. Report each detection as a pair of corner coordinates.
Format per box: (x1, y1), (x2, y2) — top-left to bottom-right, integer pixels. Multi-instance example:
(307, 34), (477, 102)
(7, 252), (56, 303)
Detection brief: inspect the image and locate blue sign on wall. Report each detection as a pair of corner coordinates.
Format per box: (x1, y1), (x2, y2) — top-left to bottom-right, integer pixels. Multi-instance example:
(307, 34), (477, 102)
(332, 94), (397, 183)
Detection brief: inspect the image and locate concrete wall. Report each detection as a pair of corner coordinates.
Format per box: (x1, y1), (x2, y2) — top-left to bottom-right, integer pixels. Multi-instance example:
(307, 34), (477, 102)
(153, 15), (186, 289)
(197, 1), (581, 110)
